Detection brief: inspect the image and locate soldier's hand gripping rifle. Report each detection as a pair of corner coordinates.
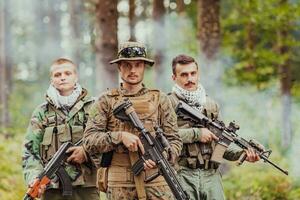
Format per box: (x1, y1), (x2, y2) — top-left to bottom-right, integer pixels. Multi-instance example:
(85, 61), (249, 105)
(175, 100), (288, 176)
(113, 99), (189, 200)
(23, 139), (82, 200)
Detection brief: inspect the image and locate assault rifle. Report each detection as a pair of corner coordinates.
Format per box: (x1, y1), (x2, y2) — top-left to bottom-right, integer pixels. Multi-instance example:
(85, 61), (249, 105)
(23, 139), (82, 200)
(175, 100), (288, 176)
(113, 99), (189, 200)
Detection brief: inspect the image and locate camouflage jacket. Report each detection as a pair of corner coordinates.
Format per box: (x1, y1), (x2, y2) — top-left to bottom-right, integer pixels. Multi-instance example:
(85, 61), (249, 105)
(168, 92), (243, 164)
(22, 88), (97, 187)
(83, 85), (182, 159)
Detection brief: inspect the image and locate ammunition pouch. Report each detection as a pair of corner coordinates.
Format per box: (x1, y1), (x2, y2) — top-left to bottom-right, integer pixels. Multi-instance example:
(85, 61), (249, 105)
(41, 124), (83, 162)
(107, 152), (166, 187)
(210, 142), (228, 164)
(179, 142), (219, 170)
(179, 157), (219, 170)
(199, 143), (213, 159)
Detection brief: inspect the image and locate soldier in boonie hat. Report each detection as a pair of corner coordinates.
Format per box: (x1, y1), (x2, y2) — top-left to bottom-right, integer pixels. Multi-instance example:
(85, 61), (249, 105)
(110, 41), (155, 66)
(84, 41), (182, 200)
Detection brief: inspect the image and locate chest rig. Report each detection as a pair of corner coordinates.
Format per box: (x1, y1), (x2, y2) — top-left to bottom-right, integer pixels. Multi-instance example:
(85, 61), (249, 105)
(107, 88), (161, 144)
(105, 88), (167, 188)
(169, 93), (220, 170)
(40, 96), (96, 187)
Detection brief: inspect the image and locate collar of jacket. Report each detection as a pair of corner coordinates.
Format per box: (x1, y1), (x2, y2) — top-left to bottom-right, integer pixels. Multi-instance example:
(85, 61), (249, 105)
(119, 83), (149, 97)
(45, 88), (89, 107)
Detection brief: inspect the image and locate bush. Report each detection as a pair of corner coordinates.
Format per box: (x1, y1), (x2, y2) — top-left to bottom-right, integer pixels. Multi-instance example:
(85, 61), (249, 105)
(223, 161), (300, 200)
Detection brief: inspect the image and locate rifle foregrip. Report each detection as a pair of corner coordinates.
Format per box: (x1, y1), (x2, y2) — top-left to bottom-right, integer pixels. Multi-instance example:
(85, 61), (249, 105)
(237, 152), (247, 165)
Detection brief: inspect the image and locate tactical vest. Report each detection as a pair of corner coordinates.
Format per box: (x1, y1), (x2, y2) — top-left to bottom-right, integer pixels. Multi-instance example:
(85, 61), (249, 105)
(104, 88), (167, 188)
(40, 93), (96, 187)
(169, 92), (220, 170)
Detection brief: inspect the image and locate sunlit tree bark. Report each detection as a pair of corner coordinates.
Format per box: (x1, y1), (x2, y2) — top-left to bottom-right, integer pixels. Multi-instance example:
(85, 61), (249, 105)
(197, 0), (220, 60)
(94, 0), (118, 93)
(69, 0), (83, 68)
(153, 0), (166, 90)
(129, 0), (136, 41)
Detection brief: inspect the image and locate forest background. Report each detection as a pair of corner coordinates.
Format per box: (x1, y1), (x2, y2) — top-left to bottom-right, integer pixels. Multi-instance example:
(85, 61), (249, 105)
(0, 0), (300, 199)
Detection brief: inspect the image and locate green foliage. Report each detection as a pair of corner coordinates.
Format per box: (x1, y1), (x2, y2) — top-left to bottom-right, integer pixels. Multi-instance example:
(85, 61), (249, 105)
(221, 0), (300, 91)
(184, 0), (198, 29)
(0, 135), (26, 199)
(223, 161), (300, 200)
(6, 80), (45, 137)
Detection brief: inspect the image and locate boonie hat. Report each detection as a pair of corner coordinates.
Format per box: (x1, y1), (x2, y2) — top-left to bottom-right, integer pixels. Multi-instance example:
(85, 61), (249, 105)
(110, 41), (155, 66)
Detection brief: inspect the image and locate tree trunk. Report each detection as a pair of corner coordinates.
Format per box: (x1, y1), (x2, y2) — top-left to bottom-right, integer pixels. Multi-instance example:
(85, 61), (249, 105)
(47, 0), (63, 60)
(153, 0), (166, 90)
(0, 0), (10, 129)
(197, 0), (220, 60)
(277, 24), (292, 149)
(35, 0), (62, 76)
(34, 0), (47, 74)
(176, 0), (185, 14)
(244, 21), (256, 72)
(69, 0), (83, 67)
(4, 0), (12, 96)
(129, 0), (136, 41)
(94, 0), (118, 93)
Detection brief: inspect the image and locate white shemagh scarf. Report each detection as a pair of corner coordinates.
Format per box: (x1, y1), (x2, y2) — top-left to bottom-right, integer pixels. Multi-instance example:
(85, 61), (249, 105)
(46, 83), (82, 110)
(172, 83), (207, 111)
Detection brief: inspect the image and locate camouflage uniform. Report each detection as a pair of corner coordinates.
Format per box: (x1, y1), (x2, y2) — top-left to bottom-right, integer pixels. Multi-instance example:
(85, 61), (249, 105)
(83, 85), (182, 200)
(22, 89), (99, 200)
(169, 92), (243, 200)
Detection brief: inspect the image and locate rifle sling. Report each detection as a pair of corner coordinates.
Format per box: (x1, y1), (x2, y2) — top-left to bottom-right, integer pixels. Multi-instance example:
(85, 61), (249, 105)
(129, 152), (147, 200)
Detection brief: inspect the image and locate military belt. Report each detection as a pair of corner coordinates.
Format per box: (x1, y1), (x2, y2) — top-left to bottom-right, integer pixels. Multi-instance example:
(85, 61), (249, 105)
(179, 158), (219, 170)
(197, 160), (219, 170)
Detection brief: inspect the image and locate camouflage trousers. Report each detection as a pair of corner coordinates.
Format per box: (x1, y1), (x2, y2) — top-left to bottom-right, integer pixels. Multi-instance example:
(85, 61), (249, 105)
(41, 186), (99, 200)
(177, 167), (225, 200)
(106, 185), (174, 200)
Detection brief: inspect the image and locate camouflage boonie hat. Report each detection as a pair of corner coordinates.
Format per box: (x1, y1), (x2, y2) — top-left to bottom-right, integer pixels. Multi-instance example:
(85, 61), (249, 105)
(109, 41), (155, 66)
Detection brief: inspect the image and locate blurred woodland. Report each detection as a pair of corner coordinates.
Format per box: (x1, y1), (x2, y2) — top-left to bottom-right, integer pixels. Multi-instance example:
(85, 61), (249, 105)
(0, 0), (300, 199)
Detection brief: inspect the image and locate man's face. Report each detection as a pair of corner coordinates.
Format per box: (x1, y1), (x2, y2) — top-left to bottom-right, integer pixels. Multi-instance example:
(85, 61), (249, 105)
(172, 62), (199, 91)
(50, 63), (78, 95)
(118, 60), (145, 85)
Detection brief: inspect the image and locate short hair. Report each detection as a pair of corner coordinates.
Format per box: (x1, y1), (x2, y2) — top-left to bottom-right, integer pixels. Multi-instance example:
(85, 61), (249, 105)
(50, 58), (77, 74)
(172, 54), (198, 75)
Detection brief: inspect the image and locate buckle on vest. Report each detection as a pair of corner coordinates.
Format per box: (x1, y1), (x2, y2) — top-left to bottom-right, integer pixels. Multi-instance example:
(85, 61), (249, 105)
(47, 115), (56, 126)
